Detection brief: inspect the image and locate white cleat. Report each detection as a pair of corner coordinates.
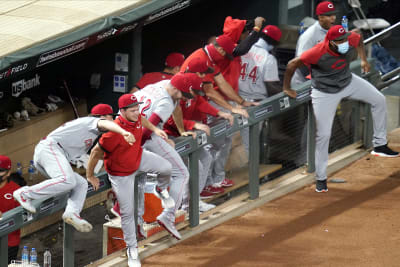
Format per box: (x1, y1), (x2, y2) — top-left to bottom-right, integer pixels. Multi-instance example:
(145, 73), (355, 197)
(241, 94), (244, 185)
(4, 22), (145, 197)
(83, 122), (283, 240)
(153, 186), (175, 209)
(62, 212), (93, 232)
(157, 212), (181, 240)
(13, 187), (36, 213)
(199, 200), (216, 213)
(127, 247), (141, 267)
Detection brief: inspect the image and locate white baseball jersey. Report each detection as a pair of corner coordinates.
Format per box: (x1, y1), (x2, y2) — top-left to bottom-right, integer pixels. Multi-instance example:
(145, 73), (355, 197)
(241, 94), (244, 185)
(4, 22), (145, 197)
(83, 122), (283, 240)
(292, 21), (328, 85)
(238, 38), (279, 99)
(47, 117), (101, 162)
(133, 80), (177, 128)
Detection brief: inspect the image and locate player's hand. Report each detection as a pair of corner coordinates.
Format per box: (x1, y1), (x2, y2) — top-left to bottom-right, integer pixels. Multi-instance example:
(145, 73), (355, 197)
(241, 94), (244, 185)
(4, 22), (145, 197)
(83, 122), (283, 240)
(218, 111), (234, 126)
(87, 175), (100, 191)
(361, 60), (370, 74)
(182, 131), (197, 139)
(165, 138), (175, 148)
(254, 17), (266, 28)
(231, 107), (249, 118)
(122, 131), (135, 145)
(153, 128), (168, 140)
(194, 123), (210, 136)
(242, 100), (260, 107)
(283, 88), (297, 98)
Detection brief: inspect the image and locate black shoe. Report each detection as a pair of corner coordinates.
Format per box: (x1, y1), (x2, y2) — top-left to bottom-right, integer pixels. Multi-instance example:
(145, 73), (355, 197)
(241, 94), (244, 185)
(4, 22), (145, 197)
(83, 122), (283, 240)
(371, 144), (399, 158)
(315, 180), (328, 193)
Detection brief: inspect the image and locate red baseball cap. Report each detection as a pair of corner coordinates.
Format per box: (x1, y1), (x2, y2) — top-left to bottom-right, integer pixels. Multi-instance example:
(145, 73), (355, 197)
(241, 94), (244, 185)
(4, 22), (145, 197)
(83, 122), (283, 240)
(170, 73), (194, 99)
(262, 25), (282, 42)
(0, 155), (11, 171)
(165, 52), (185, 67)
(91, 104), (115, 116)
(216, 35), (236, 56)
(184, 73), (205, 96)
(187, 57), (214, 74)
(316, 1), (337, 16)
(326, 25), (350, 41)
(118, 94), (143, 109)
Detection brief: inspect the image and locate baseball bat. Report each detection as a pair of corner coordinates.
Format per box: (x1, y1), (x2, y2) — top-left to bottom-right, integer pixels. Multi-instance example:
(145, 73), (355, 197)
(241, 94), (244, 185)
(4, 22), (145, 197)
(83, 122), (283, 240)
(63, 80), (80, 118)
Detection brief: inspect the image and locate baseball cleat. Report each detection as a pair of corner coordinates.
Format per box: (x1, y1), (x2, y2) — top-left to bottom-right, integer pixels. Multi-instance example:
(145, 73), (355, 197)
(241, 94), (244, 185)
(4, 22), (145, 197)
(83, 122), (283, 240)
(62, 212), (93, 232)
(371, 144), (400, 158)
(153, 186), (175, 209)
(315, 180), (328, 193)
(219, 178), (234, 187)
(199, 200), (216, 213)
(13, 187), (36, 213)
(126, 246), (141, 267)
(157, 212), (181, 240)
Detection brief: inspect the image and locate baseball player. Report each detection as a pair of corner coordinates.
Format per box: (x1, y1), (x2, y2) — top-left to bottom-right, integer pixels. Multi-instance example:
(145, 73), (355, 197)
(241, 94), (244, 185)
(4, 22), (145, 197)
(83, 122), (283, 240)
(283, 25), (399, 192)
(291, 1), (337, 86)
(130, 52), (185, 93)
(238, 25), (282, 154)
(163, 73), (234, 210)
(0, 155), (21, 264)
(86, 94), (174, 267)
(13, 104), (135, 232)
(134, 73), (195, 240)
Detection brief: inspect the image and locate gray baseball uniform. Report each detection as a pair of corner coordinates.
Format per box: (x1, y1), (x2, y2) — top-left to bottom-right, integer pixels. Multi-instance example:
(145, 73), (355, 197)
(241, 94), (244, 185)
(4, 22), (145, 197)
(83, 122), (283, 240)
(301, 33), (387, 181)
(239, 38), (280, 154)
(24, 117), (101, 215)
(134, 80), (189, 217)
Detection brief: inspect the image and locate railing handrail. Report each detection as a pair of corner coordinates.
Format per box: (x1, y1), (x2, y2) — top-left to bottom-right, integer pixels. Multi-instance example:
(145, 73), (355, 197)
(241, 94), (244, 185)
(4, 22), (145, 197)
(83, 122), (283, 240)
(364, 21), (400, 46)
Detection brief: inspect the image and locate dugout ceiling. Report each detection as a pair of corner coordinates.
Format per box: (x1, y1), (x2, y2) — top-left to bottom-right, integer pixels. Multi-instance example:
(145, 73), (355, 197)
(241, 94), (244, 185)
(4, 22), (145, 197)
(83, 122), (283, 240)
(0, 0), (192, 82)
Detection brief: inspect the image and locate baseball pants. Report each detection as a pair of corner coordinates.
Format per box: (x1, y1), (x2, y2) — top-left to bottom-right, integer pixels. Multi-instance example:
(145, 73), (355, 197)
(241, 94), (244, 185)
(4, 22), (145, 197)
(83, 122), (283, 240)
(143, 134), (189, 216)
(26, 138), (88, 215)
(181, 146), (213, 208)
(312, 73), (387, 181)
(109, 149), (171, 248)
(207, 101), (234, 184)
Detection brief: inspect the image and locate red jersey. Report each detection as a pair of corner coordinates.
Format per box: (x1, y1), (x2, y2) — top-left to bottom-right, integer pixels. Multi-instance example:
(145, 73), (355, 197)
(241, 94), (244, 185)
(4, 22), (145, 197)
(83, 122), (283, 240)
(99, 116), (143, 176)
(135, 72), (173, 89)
(0, 181), (21, 246)
(163, 96), (219, 137)
(180, 48), (220, 84)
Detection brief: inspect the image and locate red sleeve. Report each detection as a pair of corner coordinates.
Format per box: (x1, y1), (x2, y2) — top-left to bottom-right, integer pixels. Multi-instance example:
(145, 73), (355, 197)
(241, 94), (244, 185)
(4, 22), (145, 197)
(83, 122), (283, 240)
(183, 119), (196, 130)
(196, 96), (219, 116)
(141, 113), (162, 144)
(99, 132), (120, 153)
(348, 32), (361, 48)
(300, 44), (324, 65)
(135, 73), (151, 89)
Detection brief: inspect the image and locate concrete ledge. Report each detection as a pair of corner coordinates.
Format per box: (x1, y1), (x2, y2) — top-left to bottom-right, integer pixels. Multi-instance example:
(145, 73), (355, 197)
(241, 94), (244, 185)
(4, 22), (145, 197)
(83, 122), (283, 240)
(89, 142), (367, 267)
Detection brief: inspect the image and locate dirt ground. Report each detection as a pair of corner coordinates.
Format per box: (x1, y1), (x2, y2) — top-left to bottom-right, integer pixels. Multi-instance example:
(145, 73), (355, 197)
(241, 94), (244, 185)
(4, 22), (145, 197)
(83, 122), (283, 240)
(142, 149), (400, 267)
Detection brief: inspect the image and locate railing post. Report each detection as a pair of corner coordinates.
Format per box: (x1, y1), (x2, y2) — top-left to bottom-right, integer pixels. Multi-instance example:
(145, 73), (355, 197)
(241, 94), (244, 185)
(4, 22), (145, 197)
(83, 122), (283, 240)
(63, 222), (75, 267)
(307, 101), (316, 173)
(249, 123), (260, 200)
(363, 104), (373, 149)
(188, 150), (199, 227)
(0, 235), (8, 266)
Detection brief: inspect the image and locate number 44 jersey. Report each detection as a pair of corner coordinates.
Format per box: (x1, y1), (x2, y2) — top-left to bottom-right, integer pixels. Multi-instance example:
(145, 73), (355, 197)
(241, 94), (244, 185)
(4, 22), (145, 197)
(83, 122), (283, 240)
(238, 38), (280, 100)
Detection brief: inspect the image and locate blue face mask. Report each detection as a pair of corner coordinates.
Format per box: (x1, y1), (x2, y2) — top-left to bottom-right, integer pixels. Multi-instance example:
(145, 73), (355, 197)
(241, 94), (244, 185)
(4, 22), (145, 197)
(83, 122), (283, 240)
(266, 43), (275, 52)
(336, 41), (349, 54)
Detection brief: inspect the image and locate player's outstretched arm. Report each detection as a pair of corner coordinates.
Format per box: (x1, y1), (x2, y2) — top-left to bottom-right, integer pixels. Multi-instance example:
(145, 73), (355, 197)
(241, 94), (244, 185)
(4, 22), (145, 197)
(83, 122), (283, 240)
(86, 144), (103, 191)
(172, 105), (185, 135)
(141, 116), (168, 139)
(283, 57), (302, 98)
(97, 120), (135, 145)
(217, 111), (234, 125)
(356, 34), (370, 74)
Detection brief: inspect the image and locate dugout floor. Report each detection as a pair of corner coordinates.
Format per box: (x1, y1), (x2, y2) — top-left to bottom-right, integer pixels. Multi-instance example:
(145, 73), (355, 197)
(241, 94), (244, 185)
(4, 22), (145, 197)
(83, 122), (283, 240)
(142, 135), (400, 266)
